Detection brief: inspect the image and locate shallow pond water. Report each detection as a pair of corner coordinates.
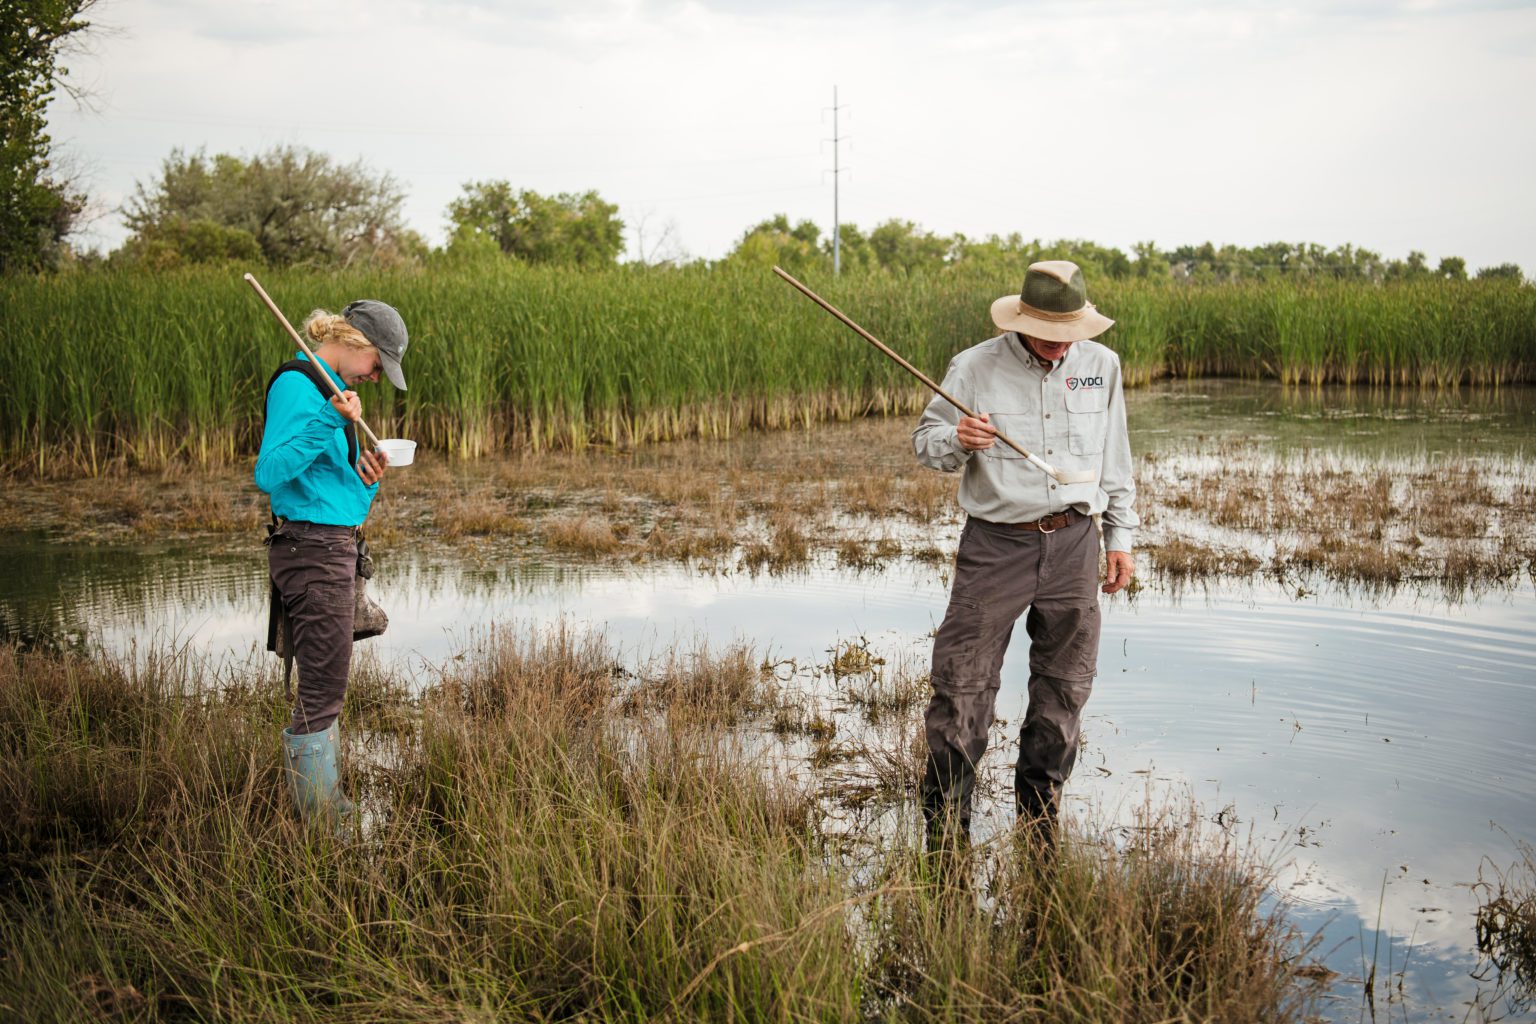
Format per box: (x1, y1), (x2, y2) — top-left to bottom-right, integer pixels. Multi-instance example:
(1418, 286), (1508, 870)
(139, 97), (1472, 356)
(3, 380), (1534, 1022)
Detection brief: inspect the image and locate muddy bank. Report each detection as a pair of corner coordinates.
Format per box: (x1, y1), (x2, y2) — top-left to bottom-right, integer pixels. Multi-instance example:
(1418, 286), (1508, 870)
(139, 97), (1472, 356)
(5, 409), (1533, 601)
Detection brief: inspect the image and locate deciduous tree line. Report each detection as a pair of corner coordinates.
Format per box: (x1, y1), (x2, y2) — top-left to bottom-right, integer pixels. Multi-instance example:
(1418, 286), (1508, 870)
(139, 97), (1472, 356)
(731, 215), (1522, 284)
(13, 138), (1524, 283)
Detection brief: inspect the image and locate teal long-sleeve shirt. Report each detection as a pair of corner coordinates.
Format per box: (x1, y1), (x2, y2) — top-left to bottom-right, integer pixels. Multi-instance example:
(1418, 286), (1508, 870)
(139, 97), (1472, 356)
(254, 352), (379, 526)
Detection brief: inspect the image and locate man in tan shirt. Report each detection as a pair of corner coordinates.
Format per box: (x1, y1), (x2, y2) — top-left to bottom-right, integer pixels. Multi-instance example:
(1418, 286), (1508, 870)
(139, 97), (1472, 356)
(913, 259), (1136, 858)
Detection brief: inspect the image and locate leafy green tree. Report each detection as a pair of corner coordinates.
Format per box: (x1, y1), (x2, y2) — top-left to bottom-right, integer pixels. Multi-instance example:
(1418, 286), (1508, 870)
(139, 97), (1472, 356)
(722, 214), (826, 274)
(1245, 242), (1298, 279)
(1317, 243), (1384, 280)
(948, 233), (1044, 281)
(1438, 256), (1467, 281)
(949, 234), (1130, 282)
(1131, 241), (1168, 279)
(114, 217), (263, 271)
(1172, 241), (1282, 282)
(1385, 250), (1432, 281)
(1281, 242), (1326, 277)
(1039, 239), (1132, 281)
(1475, 262), (1522, 282)
(1, 0), (93, 273)
(445, 181), (624, 267)
(822, 221), (875, 273)
(866, 219), (950, 274)
(120, 146), (420, 268)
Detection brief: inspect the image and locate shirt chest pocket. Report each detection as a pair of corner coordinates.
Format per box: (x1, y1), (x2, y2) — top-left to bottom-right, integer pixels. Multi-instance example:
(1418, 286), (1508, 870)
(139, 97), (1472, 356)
(974, 395), (1034, 460)
(1063, 385), (1108, 455)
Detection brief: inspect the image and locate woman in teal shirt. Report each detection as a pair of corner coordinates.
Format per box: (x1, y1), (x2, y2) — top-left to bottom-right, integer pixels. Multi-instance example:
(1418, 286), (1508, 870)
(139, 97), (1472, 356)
(255, 299), (408, 826)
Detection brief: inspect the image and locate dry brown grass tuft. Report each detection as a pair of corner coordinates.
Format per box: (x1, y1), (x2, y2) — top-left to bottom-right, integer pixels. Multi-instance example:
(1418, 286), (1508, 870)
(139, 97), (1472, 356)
(544, 515), (625, 555)
(438, 489), (527, 538)
(842, 656), (929, 726)
(843, 474), (898, 515)
(624, 639), (776, 723)
(743, 517), (812, 574)
(1144, 539), (1263, 582)
(641, 516), (735, 562)
(1283, 537), (1404, 588)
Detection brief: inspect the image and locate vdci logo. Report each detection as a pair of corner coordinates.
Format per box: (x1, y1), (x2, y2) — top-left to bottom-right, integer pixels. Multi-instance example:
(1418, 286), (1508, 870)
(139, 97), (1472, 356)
(1065, 376), (1104, 391)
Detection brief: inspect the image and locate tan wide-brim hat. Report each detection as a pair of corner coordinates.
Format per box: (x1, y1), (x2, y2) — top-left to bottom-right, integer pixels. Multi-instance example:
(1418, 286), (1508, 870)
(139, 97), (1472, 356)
(990, 259), (1115, 343)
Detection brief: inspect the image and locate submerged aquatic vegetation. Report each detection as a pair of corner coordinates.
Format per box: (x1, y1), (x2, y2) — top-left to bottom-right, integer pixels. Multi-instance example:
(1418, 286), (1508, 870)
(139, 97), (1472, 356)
(0, 632), (1323, 1022)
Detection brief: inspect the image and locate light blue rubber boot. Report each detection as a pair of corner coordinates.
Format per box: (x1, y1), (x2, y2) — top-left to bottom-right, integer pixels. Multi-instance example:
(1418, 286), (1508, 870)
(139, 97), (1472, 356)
(281, 722), (357, 828)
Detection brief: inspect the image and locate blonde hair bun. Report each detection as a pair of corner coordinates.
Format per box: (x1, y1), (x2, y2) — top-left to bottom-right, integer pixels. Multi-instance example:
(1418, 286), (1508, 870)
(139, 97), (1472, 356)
(302, 309), (373, 350)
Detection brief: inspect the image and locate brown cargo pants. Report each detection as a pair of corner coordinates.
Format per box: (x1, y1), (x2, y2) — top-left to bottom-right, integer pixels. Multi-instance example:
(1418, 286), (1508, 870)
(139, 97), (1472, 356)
(922, 513), (1101, 842)
(268, 521), (357, 736)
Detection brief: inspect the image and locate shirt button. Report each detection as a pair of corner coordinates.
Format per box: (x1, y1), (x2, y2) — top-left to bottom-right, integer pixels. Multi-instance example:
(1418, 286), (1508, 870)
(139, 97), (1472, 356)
(1051, 484), (1057, 490)
(1045, 413), (1052, 419)
(1047, 449), (1053, 454)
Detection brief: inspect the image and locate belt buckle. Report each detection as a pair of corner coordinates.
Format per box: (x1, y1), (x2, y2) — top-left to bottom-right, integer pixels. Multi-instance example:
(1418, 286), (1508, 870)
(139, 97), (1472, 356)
(1039, 510), (1072, 534)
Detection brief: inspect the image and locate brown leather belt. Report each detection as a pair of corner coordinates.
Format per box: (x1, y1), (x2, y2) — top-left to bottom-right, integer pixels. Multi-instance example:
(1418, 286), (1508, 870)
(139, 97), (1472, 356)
(977, 509), (1084, 533)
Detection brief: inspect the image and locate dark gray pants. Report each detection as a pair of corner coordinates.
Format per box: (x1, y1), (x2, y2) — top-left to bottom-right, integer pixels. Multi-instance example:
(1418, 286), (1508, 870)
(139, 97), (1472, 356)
(269, 521), (356, 736)
(922, 514), (1101, 837)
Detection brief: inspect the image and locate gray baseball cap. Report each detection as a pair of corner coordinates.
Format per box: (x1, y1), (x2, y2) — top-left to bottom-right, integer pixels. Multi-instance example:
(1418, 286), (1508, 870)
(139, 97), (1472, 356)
(342, 299), (409, 390)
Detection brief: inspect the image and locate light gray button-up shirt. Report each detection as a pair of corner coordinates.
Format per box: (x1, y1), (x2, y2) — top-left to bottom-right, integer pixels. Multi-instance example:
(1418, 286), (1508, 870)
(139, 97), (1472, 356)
(912, 332), (1138, 553)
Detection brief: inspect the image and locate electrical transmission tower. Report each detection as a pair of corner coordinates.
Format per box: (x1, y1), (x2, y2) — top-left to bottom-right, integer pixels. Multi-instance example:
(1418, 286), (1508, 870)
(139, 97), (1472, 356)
(829, 86), (846, 276)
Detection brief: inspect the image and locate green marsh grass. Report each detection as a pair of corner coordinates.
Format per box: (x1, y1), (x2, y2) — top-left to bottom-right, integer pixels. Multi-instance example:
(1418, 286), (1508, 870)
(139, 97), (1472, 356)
(0, 630), (1323, 1022)
(2, 264), (1532, 474)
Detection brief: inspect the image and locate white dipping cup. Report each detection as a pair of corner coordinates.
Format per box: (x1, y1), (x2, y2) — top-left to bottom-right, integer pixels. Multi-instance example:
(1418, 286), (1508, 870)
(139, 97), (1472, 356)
(375, 438), (417, 467)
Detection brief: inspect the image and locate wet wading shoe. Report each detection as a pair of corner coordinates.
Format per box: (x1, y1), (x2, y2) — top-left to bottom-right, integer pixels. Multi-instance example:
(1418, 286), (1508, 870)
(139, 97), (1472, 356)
(281, 722), (357, 826)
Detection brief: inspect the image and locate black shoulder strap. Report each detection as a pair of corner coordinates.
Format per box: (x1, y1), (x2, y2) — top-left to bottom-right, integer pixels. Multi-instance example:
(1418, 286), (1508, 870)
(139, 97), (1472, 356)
(264, 359), (359, 467)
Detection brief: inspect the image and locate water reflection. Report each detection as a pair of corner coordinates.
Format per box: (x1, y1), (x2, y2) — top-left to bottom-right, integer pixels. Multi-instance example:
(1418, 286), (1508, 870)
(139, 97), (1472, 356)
(1129, 380), (1536, 458)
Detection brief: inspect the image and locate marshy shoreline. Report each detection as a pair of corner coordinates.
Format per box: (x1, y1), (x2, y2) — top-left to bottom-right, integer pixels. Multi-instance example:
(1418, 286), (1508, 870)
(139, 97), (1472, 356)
(5, 402), (1533, 603)
(1, 623), (1329, 1022)
(3, 382), (1535, 1020)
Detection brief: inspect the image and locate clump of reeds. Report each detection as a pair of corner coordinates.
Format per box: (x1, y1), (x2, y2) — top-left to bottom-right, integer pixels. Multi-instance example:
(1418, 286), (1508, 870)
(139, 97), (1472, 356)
(741, 517), (812, 574)
(433, 482), (528, 538)
(543, 514), (626, 555)
(1142, 538), (1263, 583)
(0, 634), (1323, 1022)
(863, 801), (1326, 1023)
(4, 265), (1532, 476)
(1474, 838), (1536, 1011)
(837, 647), (928, 727)
(622, 638), (776, 724)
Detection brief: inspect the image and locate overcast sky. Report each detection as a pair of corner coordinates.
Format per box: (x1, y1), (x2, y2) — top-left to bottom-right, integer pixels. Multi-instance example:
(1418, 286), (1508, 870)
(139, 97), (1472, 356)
(49, 0), (1536, 271)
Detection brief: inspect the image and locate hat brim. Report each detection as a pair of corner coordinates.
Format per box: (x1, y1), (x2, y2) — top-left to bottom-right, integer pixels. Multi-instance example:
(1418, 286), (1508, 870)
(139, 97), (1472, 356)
(990, 294), (1114, 343)
(381, 351), (407, 391)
